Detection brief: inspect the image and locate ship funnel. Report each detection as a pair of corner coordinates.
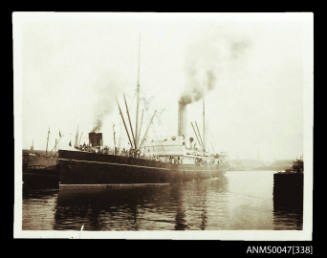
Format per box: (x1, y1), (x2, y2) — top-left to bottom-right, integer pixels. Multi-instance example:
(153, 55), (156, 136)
(178, 102), (187, 137)
(89, 132), (103, 147)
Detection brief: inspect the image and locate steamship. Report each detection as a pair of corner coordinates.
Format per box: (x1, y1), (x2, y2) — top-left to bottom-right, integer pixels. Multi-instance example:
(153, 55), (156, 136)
(58, 42), (227, 187)
(58, 130), (226, 186)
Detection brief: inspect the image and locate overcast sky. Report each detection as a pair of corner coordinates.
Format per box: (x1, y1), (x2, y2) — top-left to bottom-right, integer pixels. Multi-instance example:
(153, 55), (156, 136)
(14, 13), (313, 161)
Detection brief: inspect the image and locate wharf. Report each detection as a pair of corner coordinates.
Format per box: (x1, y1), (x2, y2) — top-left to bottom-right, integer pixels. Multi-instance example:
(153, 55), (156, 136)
(273, 172), (303, 211)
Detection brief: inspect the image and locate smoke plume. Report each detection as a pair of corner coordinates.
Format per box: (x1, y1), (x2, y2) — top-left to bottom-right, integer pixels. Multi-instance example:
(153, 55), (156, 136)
(92, 115), (106, 133)
(91, 73), (124, 132)
(180, 29), (251, 105)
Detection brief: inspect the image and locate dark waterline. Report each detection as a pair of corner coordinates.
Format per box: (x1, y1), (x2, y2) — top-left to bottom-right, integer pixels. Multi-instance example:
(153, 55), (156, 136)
(22, 171), (303, 230)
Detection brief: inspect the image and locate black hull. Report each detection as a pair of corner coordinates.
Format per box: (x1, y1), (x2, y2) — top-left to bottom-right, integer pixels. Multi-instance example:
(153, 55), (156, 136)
(23, 166), (59, 190)
(58, 150), (225, 185)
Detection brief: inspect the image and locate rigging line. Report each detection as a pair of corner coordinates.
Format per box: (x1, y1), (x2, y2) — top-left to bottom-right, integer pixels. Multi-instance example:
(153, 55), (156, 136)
(137, 108), (144, 147)
(139, 110), (157, 149)
(195, 121), (205, 151)
(116, 99), (134, 148)
(191, 122), (202, 149)
(123, 94), (137, 148)
(209, 128), (216, 153)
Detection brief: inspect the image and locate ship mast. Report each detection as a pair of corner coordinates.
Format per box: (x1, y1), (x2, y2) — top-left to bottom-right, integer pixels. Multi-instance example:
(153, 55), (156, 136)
(202, 97), (206, 152)
(118, 35), (157, 151)
(135, 34), (141, 149)
(74, 126), (79, 148)
(45, 128), (50, 158)
(79, 132), (83, 146)
(113, 123), (117, 154)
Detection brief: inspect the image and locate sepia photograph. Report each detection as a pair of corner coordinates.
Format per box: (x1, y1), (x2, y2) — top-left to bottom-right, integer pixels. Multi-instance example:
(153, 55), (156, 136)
(13, 12), (313, 240)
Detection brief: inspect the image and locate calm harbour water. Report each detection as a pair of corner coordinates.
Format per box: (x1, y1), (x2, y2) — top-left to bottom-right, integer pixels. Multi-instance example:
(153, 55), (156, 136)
(22, 171), (303, 230)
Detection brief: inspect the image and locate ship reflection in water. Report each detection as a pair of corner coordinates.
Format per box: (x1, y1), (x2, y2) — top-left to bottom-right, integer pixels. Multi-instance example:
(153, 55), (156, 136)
(22, 171), (303, 230)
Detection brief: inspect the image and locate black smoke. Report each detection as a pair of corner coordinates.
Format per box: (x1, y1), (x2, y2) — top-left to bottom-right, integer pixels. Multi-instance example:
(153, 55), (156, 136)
(91, 72), (124, 132)
(180, 30), (250, 106)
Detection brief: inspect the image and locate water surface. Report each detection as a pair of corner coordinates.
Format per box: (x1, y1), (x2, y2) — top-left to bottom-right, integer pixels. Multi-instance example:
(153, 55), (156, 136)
(22, 171), (303, 230)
